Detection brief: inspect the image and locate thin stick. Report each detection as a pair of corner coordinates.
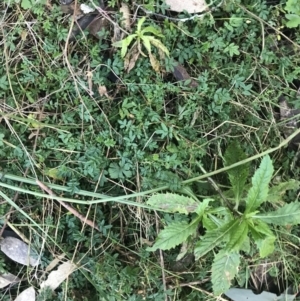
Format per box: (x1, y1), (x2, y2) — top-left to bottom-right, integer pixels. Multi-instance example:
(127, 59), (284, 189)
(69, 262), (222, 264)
(238, 4), (300, 50)
(36, 180), (100, 232)
(155, 212), (168, 301)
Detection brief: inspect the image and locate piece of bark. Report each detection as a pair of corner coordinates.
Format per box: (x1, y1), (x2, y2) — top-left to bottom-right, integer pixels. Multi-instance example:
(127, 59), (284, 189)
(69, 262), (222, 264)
(279, 96), (300, 145)
(172, 63), (198, 88)
(70, 14), (98, 41)
(87, 17), (109, 39)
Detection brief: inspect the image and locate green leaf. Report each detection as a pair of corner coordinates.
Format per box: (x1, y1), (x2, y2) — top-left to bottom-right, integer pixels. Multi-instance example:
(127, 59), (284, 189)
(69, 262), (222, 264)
(204, 208), (234, 229)
(285, 14), (300, 28)
(202, 214), (217, 230)
(253, 219), (274, 237)
(147, 218), (200, 251)
(248, 220), (275, 256)
(147, 36), (170, 56)
(248, 223), (264, 241)
(21, 0), (32, 9)
(112, 35), (137, 58)
(224, 142), (249, 203)
(0, 75), (9, 91)
(112, 40), (123, 48)
(255, 236), (275, 258)
(245, 155), (274, 213)
(194, 199), (212, 216)
(137, 17), (146, 33)
(141, 26), (164, 37)
(240, 236), (251, 254)
(255, 202), (300, 225)
(194, 220), (237, 259)
(225, 220), (248, 252)
(212, 251), (240, 295)
(224, 43), (240, 57)
(108, 160), (132, 179)
(285, 0), (300, 13)
(142, 37), (152, 54)
(267, 180), (300, 203)
(147, 193), (201, 214)
(0, 134), (4, 147)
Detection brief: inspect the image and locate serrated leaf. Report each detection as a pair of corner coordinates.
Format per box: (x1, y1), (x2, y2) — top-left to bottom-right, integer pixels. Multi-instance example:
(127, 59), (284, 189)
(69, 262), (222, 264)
(205, 207), (234, 229)
(224, 142), (249, 202)
(248, 223), (264, 241)
(285, 14), (300, 28)
(225, 220), (248, 252)
(255, 202), (300, 225)
(147, 193), (200, 214)
(240, 236), (251, 254)
(245, 155), (274, 213)
(147, 36), (170, 56)
(212, 251), (240, 295)
(267, 180), (300, 203)
(253, 219), (274, 237)
(194, 199), (212, 216)
(202, 214), (218, 231)
(248, 221), (275, 257)
(256, 236), (275, 258)
(194, 220), (237, 259)
(147, 218), (199, 251)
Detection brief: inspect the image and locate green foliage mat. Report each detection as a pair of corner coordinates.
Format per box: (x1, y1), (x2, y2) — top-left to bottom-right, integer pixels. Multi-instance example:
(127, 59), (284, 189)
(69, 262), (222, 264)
(1, 0), (300, 300)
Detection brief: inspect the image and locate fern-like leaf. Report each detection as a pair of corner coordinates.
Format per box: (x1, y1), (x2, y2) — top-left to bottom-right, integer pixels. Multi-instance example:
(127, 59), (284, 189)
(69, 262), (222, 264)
(147, 218), (200, 251)
(211, 251), (240, 295)
(224, 142), (249, 202)
(194, 220), (237, 259)
(147, 193), (201, 214)
(245, 155), (274, 213)
(256, 202), (300, 225)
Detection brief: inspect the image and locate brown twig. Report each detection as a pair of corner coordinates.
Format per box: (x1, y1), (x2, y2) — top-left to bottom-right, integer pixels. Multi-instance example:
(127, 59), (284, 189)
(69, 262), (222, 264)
(196, 163), (236, 213)
(36, 179), (100, 232)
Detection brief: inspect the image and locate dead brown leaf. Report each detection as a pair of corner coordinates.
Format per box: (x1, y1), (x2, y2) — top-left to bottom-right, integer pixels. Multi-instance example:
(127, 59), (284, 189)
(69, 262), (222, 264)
(98, 85), (112, 99)
(0, 237), (39, 267)
(124, 44), (140, 73)
(120, 3), (131, 31)
(0, 273), (20, 289)
(173, 63), (198, 88)
(87, 17), (109, 39)
(14, 286), (35, 301)
(40, 261), (77, 291)
(149, 53), (160, 72)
